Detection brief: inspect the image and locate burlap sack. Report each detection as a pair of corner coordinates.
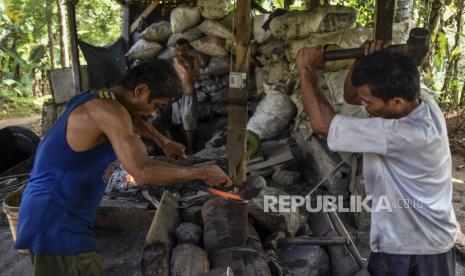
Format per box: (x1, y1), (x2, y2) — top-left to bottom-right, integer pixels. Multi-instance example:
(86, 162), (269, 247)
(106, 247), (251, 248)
(253, 14), (273, 43)
(171, 5), (201, 33)
(126, 39), (163, 60)
(197, 0), (229, 19)
(158, 47), (176, 60)
(141, 21), (172, 42)
(192, 36), (228, 56)
(167, 27), (204, 47)
(288, 28), (372, 71)
(198, 20), (234, 40)
(270, 6), (357, 40)
(202, 56), (230, 76)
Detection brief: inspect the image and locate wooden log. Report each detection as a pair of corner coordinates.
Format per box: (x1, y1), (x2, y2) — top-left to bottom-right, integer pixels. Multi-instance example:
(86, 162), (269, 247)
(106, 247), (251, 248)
(170, 244), (209, 276)
(202, 198), (249, 253)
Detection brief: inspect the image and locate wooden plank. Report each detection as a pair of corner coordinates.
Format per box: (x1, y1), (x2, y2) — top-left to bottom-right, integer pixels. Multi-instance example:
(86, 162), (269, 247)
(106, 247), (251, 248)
(130, 0), (161, 34)
(48, 68), (75, 104)
(374, 0), (396, 41)
(282, 236), (348, 246)
(66, 0), (81, 93)
(140, 191), (180, 276)
(227, 0), (252, 188)
(99, 198), (149, 210)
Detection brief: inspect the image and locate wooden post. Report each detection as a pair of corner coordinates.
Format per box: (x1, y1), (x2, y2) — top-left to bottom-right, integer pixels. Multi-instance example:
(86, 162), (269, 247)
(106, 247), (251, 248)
(374, 0), (396, 41)
(67, 0), (81, 93)
(121, 2), (130, 42)
(227, 0), (251, 188)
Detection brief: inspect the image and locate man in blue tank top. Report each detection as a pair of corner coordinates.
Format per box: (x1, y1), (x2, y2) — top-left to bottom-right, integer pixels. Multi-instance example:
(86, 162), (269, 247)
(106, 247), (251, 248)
(14, 59), (231, 276)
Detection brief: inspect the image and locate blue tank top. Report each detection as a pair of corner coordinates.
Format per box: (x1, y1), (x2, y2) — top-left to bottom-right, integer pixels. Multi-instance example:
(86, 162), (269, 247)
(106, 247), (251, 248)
(14, 91), (117, 254)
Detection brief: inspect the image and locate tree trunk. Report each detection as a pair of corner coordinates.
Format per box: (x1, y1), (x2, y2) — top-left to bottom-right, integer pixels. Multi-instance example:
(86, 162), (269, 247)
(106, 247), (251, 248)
(57, 0), (70, 68)
(441, 0), (463, 105)
(460, 81), (465, 106)
(422, 0), (445, 72)
(451, 0), (463, 105)
(46, 0), (56, 69)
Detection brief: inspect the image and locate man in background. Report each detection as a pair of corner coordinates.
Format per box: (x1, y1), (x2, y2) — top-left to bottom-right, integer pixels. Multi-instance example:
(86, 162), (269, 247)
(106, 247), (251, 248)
(172, 39), (202, 154)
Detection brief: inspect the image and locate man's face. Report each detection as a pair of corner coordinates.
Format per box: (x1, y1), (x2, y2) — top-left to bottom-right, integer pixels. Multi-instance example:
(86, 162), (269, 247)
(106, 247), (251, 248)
(175, 44), (189, 59)
(125, 84), (170, 120)
(356, 85), (407, 119)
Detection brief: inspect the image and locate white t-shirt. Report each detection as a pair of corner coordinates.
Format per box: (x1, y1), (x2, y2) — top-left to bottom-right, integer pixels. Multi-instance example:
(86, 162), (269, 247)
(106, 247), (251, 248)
(327, 89), (456, 254)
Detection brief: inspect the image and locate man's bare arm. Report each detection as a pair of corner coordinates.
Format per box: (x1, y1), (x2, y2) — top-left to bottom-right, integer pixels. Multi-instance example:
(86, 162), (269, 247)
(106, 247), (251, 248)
(343, 60), (362, 105)
(86, 100), (230, 186)
(133, 118), (187, 160)
(296, 47), (336, 136)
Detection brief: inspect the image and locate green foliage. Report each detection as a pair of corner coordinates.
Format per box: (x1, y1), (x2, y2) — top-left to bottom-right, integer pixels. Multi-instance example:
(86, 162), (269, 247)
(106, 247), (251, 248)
(76, 0), (121, 46)
(331, 0), (375, 26)
(0, 89), (44, 119)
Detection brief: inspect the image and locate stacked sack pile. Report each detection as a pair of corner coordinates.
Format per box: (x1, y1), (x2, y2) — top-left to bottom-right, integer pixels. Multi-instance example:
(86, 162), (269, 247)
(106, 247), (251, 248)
(125, 1), (412, 142)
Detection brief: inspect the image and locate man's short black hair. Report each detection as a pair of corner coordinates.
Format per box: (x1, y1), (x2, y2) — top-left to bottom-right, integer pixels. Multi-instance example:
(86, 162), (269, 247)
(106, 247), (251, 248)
(118, 59), (183, 102)
(352, 51), (420, 102)
(175, 38), (190, 46)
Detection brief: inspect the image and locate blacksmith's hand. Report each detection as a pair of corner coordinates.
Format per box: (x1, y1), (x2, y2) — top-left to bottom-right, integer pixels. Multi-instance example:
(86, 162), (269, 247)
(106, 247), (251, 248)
(361, 40), (391, 56)
(296, 46), (325, 72)
(200, 165), (232, 187)
(162, 140), (187, 160)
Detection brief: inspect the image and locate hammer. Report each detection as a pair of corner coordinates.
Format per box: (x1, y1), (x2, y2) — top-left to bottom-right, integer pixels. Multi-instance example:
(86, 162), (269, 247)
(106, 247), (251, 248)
(323, 28), (429, 66)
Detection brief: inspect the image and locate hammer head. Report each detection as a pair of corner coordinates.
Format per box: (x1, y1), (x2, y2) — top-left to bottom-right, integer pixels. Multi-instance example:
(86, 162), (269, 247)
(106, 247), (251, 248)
(407, 28), (430, 66)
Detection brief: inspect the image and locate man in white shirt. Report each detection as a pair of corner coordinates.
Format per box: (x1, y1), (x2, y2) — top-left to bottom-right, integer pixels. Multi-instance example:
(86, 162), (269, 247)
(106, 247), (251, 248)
(296, 41), (456, 276)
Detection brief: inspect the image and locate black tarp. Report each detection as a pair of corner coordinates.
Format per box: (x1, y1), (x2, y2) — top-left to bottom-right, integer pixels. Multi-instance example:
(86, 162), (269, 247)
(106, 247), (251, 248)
(78, 37), (128, 91)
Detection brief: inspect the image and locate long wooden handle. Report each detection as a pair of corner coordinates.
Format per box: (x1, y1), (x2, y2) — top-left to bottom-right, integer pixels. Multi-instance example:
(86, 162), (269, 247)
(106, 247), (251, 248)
(324, 44), (408, 62)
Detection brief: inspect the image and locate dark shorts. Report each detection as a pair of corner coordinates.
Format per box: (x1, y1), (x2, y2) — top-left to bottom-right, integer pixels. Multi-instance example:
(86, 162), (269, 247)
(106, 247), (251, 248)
(368, 248), (455, 276)
(30, 251), (103, 276)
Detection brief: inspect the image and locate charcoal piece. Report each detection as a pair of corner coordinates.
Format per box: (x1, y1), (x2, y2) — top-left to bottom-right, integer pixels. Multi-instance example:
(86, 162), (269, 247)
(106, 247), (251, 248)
(239, 175), (266, 200)
(248, 203), (287, 235)
(267, 259), (283, 276)
(263, 231), (286, 251)
(175, 222), (203, 245)
(277, 244), (330, 276)
(247, 220), (263, 252)
(271, 170), (300, 186)
(181, 205), (204, 226)
(210, 87), (228, 103)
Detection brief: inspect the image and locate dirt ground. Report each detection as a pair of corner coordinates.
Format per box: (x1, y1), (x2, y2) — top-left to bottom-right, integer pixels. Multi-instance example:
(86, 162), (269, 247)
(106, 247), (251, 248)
(1, 116), (465, 275)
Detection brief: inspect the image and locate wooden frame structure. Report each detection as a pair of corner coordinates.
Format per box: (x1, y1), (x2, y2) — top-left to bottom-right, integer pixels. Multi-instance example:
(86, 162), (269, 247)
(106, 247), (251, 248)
(65, 0), (397, 186)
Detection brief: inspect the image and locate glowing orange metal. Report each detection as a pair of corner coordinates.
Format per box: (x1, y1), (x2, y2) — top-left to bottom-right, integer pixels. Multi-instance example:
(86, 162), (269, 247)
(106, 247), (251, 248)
(205, 188), (243, 201)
